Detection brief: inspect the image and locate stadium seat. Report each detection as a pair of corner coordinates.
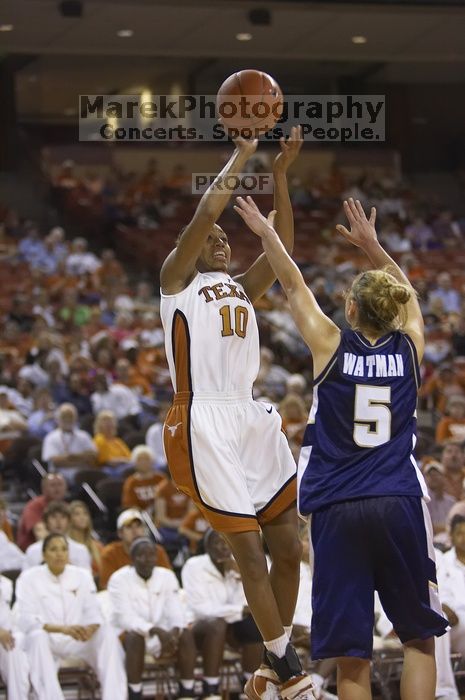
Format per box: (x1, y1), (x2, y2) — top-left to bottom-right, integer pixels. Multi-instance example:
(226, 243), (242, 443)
(143, 653), (179, 699)
(58, 658), (98, 699)
(220, 648), (244, 700)
(79, 414), (96, 436)
(95, 478), (124, 529)
(95, 478), (123, 505)
(73, 468), (106, 492)
(372, 647), (403, 700)
(121, 429), (146, 449)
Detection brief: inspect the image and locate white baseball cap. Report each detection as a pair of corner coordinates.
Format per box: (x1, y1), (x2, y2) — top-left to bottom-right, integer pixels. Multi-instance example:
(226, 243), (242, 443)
(117, 508), (143, 530)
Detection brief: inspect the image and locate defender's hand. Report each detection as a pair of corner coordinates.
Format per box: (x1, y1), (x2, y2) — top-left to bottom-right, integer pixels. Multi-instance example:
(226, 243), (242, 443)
(336, 198), (378, 249)
(234, 196), (276, 239)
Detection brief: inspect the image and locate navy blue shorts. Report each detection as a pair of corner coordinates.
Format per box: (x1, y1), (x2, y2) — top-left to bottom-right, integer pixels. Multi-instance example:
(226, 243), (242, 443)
(310, 496), (449, 660)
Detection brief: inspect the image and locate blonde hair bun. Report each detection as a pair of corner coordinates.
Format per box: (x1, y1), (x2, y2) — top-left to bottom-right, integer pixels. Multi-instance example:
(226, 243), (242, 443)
(388, 284), (411, 305)
(351, 269), (412, 333)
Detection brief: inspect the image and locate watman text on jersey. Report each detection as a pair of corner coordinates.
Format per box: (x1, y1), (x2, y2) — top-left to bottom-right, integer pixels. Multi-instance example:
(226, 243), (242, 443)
(298, 329), (428, 515)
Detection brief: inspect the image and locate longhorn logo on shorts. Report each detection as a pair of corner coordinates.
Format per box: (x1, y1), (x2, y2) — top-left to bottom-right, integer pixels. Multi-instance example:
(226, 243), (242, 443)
(165, 422), (182, 436)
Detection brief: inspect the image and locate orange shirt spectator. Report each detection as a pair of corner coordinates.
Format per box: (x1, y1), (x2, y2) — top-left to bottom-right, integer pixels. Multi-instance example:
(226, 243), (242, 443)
(155, 476), (191, 527)
(122, 445), (166, 511)
(114, 357), (152, 397)
(99, 540), (171, 588)
(419, 364), (465, 414)
(179, 507), (209, 553)
(122, 473), (166, 510)
(99, 508), (171, 588)
(436, 397), (465, 444)
(136, 346), (170, 387)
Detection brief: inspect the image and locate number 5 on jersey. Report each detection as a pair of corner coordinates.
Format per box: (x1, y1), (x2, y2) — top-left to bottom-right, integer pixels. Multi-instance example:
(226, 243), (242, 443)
(353, 385), (392, 448)
(220, 305), (249, 339)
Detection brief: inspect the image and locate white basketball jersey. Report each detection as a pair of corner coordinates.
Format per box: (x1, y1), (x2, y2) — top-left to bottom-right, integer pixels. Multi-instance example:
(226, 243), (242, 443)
(160, 271), (259, 395)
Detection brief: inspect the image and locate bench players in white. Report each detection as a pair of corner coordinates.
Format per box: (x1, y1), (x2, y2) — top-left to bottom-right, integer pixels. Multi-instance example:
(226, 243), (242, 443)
(16, 533), (126, 700)
(0, 574), (30, 698)
(160, 128), (315, 700)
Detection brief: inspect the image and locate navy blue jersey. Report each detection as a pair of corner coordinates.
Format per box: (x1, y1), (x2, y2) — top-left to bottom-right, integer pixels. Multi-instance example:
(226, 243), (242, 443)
(298, 329), (428, 515)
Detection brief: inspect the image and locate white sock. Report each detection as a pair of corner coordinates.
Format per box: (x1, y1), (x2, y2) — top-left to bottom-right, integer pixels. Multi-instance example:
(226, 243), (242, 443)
(180, 679), (194, 690)
(128, 683), (142, 692)
(284, 625), (293, 639)
(312, 673), (324, 691)
(264, 632), (289, 658)
(203, 677), (220, 686)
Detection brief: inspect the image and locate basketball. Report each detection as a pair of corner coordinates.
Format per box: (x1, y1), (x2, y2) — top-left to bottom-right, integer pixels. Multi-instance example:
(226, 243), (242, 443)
(216, 69), (283, 136)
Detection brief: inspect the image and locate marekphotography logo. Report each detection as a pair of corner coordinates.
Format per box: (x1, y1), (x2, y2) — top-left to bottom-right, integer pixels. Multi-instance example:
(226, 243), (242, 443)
(79, 94), (385, 143)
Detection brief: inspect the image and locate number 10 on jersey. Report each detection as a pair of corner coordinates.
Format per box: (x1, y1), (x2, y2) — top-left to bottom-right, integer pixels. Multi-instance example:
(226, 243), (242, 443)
(220, 305), (249, 339)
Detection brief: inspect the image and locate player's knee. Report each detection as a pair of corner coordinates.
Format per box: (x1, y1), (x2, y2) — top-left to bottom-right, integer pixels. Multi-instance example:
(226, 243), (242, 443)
(177, 627), (197, 660)
(27, 628), (50, 647)
(179, 626), (196, 648)
(240, 550), (269, 583)
(403, 636), (435, 655)
(124, 631), (146, 653)
(337, 656), (370, 678)
(272, 534), (302, 571)
(205, 617), (228, 639)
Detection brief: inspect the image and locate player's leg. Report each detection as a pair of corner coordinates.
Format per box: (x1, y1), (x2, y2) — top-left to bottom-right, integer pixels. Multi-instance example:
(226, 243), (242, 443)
(223, 530), (315, 699)
(25, 629), (64, 700)
(176, 627), (198, 700)
(226, 402), (315, 698)
(401, 638), (435, 700)
(336, 657), (371, 700)
(236, 401), (301, 634)
(0, 639), (31, 700)
(433, 630), (459, 700)
(193, 618), (227, 676)
(222, 530), (285, 641)
(123, 631), (145, 699)
(226, 614), (264, 675)
(373, 497), (448, 700)
(261, 505), (302, 628)
(78, 624), (127, 700)
(311, 501), (376, 700)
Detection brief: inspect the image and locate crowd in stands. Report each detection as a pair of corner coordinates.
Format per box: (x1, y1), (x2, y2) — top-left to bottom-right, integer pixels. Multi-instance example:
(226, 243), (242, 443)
(0, 155), (464, 697)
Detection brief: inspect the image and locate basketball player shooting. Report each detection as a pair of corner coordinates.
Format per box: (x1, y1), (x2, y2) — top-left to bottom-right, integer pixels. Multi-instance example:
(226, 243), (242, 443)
(159, 126), (319, 700)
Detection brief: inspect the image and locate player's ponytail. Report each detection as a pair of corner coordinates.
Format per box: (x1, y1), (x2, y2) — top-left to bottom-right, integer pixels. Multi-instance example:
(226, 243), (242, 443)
(351, 269), (412, 333)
